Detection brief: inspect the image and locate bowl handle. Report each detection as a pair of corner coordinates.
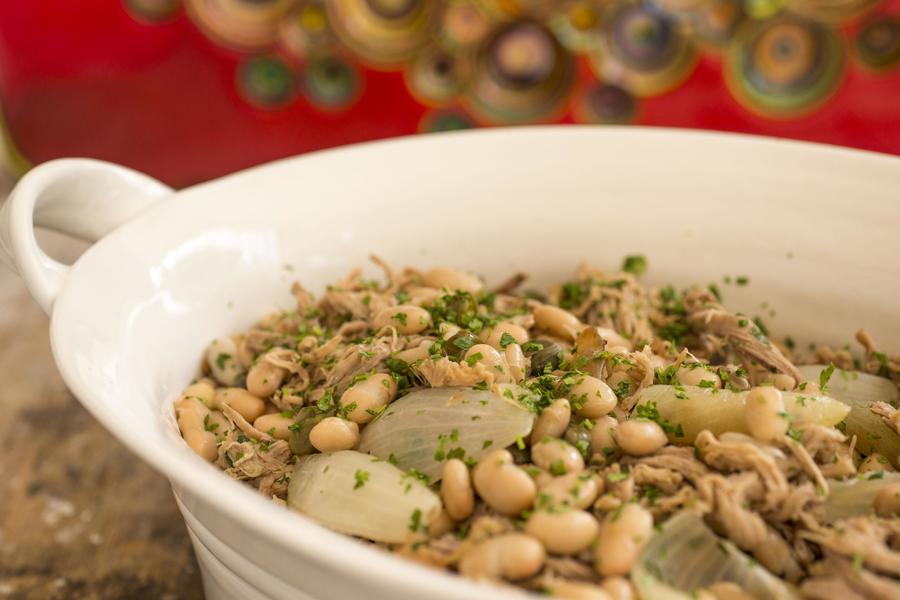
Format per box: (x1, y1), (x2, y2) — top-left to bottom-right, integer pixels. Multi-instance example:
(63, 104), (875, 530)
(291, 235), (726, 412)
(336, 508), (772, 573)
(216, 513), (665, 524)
(0, 158), (173, 314)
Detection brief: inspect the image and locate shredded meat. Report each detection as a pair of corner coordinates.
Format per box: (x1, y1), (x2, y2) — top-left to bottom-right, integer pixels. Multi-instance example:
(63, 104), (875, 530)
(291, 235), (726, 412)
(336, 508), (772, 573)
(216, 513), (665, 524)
(175, 257), (900, 596)
(685, 292), (801, 382)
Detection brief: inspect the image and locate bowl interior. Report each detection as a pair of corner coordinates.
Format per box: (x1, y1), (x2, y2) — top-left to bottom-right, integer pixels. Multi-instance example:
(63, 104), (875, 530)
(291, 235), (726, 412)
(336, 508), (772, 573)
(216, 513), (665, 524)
(49, 127), (900, 597)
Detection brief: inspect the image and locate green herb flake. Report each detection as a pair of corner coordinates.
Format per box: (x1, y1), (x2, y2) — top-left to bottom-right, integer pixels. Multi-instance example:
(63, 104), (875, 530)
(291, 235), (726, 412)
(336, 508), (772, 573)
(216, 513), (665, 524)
(353, 469), (370, 490)
(215, 353), (231, 370)
(408, 509), (423, 532)
(499, 332), (517, 349)
(819, 363), (836, 393)
(622, 254), (648, 276)
(465, 352), (484, 367)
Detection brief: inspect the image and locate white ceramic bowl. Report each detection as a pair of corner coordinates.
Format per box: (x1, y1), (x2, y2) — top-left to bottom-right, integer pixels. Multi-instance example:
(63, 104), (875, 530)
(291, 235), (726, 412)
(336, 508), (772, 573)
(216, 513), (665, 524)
(2, 127), (899, 600)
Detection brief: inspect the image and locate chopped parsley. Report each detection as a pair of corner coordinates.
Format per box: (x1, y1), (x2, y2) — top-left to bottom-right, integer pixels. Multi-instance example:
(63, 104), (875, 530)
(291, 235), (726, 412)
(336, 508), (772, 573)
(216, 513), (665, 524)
(392, 312), (408, 327)
(622, 254), (647, 276)
(408, 509), (423, 532)
(635, 401), (684, 437)
(607, 471), (629, 483)
(499, 332), (517, 348)
(465, 352), (484, 367)
(215, 353), (231, 370)
(819, 363), (836, 393)
(521, 341), (544, 353)
(353, 469), (369, 489)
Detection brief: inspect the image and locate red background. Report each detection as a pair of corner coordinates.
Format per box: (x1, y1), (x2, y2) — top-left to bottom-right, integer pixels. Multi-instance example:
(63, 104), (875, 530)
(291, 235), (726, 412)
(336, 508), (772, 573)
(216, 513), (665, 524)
(0, 1), (898, 187)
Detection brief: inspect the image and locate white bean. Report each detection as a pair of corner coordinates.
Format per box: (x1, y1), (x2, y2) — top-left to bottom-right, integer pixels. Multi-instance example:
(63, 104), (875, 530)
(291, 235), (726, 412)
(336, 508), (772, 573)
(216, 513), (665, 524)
(308, 417), (359, 452)
(614, 419), (666, 456)
(441, 458), (475, 520)
(246, 357), (287, 398)
(458, 533), (545, 580)
(531, 438), (585, 475)
(569, 375), (617, 418)
(180, 379), (216, 407)
(533, 305), (583, 342)
(214, 388), (266, 423)
(339, 373), (398, 424)
(600, 577), (636, 600)
(594, 504), (653, 576)
(590, 415), (619, 458)
(532, 399), (572, 442)
(372, 305), (432, 335)
(676, 365), (721, 388)
(206, 337), (243, 386)
(744, 386), (788, 443)
(504, 344), (528, 382)
(481, 321), (529, 350)
(539, 472), (603, 509)
(175, 397), (218, 461)
(422, 267), (483, 294)
(525, 508), (599, 555)
(874, 483), (900, 517)
(472, 450), (537, 515)
(465, 344), (509, 382)
(253, 413), (293, 440)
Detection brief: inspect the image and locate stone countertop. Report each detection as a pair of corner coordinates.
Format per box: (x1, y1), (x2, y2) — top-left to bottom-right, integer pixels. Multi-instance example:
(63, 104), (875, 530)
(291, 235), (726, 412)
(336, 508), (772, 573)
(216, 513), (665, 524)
(0, 232), (204, 599)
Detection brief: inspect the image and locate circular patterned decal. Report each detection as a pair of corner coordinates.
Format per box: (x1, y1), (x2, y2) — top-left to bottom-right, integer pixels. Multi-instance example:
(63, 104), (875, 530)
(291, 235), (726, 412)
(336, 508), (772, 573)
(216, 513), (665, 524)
(405, 48), (460, 105)
(855, 15), (900, 71)
(548, 1), (606, 52)
(302, 55), (362, 110)
(327, 0), (440, 68)
(186, 0), (295, 49)
(688, 0), (745, 48)
(279, 0), (337, 59)
(461, 20), (575, 123)
(440, 0), (492, 51)
(237, 54), (296, 107)
(726, 16), (844, 117)
(593, 3), (698, 97)
(575, 83), (637, 123)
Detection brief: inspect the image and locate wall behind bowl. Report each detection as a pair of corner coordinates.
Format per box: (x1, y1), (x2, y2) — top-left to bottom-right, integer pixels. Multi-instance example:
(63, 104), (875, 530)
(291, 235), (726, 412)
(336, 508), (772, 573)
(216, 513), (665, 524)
(0, 0), (898, 188)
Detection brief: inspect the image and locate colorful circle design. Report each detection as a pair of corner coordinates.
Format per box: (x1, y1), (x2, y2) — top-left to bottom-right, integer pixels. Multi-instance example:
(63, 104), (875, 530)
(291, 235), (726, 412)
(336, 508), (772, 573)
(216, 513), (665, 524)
(419, 109), (476, 132)
(688, 0), (745, 49)
(405, 48), (460, 106)
(594, 3), (698, 97)
(124, 0), (182, 22)
(186, 0), (296, 49)
(549, 0), (606, 53)
(575, 83), (637, 123)
(302, 55), (362, 110)
(237, 54), (296, 107)
(461, 20), (575, 123)
(440, 0), (492, 51)
(726, 16), (844, 118)
(855, 15), (900, 71)
(326, 0), (440, 68)
(279, 1), (337, 59)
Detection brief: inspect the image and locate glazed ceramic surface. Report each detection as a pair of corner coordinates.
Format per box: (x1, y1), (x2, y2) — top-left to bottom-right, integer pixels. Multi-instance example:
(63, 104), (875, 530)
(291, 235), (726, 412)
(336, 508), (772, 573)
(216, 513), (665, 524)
(2, 127), (899, 600)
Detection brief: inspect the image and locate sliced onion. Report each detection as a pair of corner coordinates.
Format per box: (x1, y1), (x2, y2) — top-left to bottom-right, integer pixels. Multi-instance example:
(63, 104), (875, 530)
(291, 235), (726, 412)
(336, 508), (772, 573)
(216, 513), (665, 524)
(822, 472), (900, 523)
(357, 386), (534, 481)
(287, 450), (441, 543)
(797, 365), (900, 467)
(633, 385), (850, 443)
(633, 510), (797, 600)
